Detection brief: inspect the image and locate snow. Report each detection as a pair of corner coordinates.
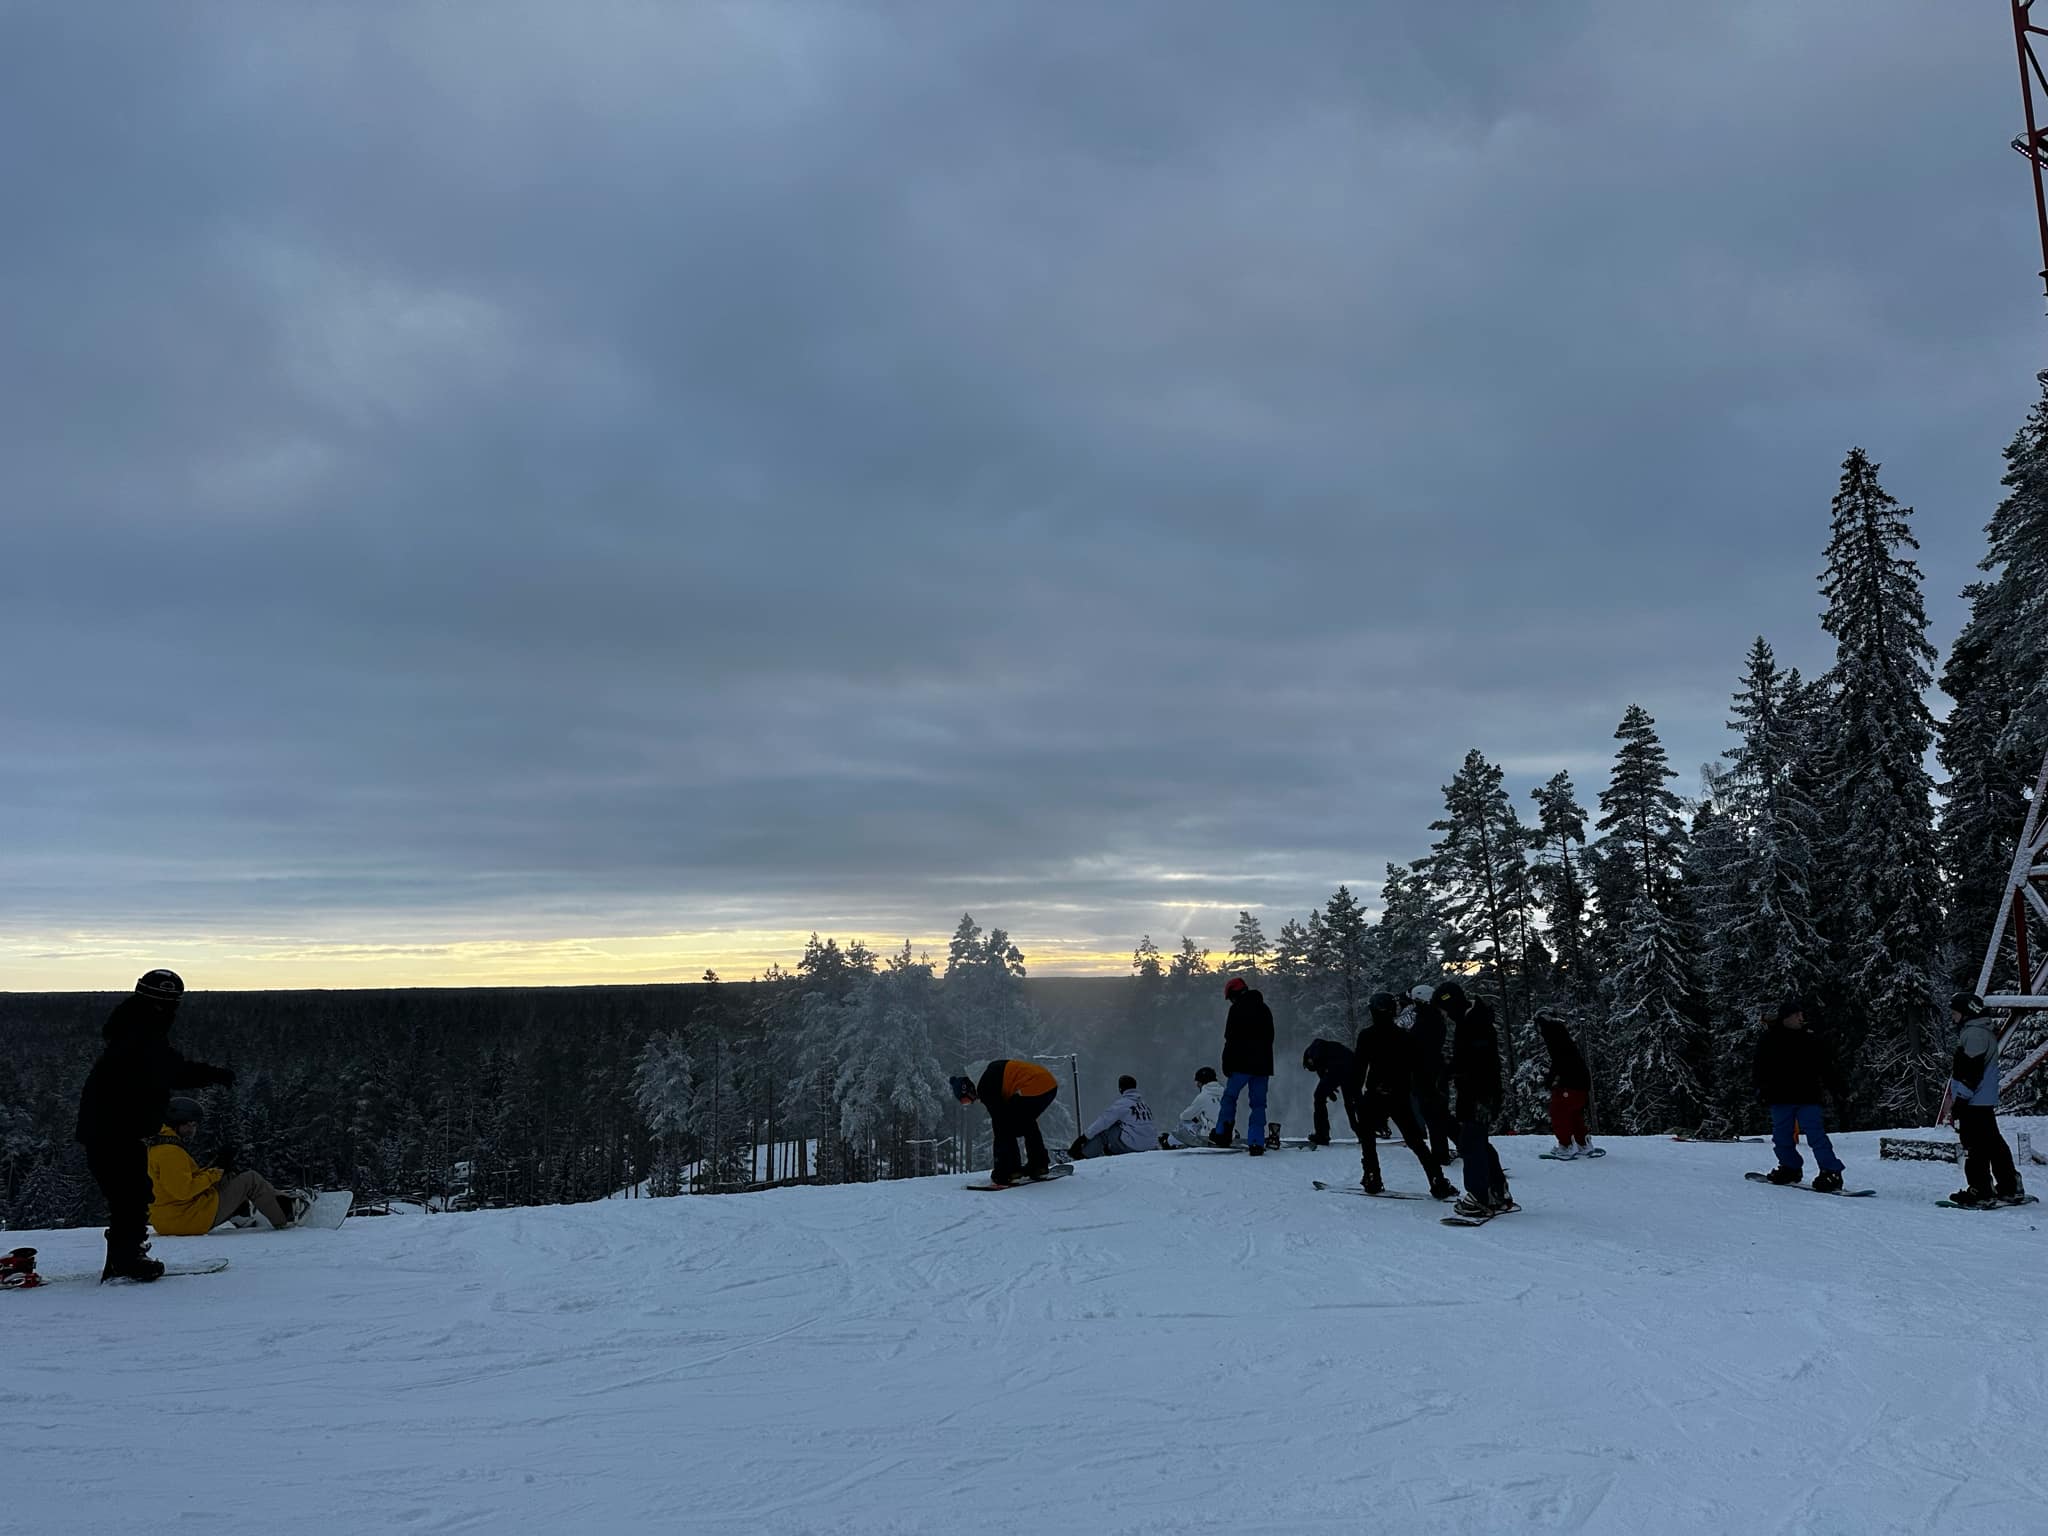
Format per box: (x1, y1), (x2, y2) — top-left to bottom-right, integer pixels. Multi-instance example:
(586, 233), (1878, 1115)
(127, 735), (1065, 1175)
(10, 1126), (2048, 1535)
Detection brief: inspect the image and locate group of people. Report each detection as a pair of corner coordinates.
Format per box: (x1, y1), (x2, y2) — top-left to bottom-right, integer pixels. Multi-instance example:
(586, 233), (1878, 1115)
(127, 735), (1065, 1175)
(954, 977), (2031, 1214)
(74, 970), (308, 1283)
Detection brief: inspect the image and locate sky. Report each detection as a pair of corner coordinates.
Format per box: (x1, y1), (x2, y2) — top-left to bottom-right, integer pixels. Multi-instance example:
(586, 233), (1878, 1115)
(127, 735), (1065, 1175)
(3, 2), (2044, 991)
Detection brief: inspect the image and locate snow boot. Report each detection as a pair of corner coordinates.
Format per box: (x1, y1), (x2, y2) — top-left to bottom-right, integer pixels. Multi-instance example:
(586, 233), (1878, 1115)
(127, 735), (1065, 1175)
(1489, 1185), (1519, 1214)
(1246, 1144), (1265, 1157)
(1451, 1193), (1491, 1220)
(1999, 1181), (2029, 1205)
(1428, 1175), (1459, 1201)
(1765, 1166), (1802, 1186)
(1361, 1173), (1384, 1195)
(1550, 1142), (1578, 1160)
(1949, 1186), (1997, 1208)
(0, 1247), (40, 1289)
(1206, 1129), (1233, 1149)
(100, 1236), (165, 1284)
(1811, 1169), (1844, 1194)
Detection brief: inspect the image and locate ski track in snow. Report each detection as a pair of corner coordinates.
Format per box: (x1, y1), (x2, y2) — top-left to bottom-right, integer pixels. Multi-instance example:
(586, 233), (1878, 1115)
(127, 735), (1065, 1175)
(8, 1125), (2048, 1535)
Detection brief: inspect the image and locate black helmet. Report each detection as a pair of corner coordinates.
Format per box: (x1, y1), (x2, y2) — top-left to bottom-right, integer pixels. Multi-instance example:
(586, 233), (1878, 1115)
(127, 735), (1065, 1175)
(136, 969), (184, 1004)
(948, 1075), (977, 1104)
(165, 1097), (203, 1126)
(1951, 992), (1987, 1019)
(1431, 980), (1469, 1014)
(1774, 996), (1806, 1023)
(1368, 991), (1398, 1021)
(1194, 1066), (1218, 1086)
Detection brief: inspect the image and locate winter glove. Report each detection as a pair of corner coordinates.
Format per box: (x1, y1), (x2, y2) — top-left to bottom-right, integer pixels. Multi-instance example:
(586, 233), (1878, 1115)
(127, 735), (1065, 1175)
(1067, 1136), (1088, 1159)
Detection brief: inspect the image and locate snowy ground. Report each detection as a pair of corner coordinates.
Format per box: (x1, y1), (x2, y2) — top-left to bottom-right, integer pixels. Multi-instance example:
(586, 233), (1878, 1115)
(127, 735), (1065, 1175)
(9, 1125), (2048, 1536)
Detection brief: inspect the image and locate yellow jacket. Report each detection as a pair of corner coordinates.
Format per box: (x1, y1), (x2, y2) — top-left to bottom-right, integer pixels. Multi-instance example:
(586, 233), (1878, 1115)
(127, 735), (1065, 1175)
(147, 1126), (223, 1235)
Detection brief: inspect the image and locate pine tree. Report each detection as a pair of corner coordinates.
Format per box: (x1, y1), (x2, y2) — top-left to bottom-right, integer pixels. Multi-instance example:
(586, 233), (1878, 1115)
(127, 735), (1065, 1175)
(1225, 911), (1270, 978)
(1131, 935), (1165, 984)
(1373, 861), (1444, 993)
(1529, 772), (1593, 1002)
(1606, 894), (1703, 1132)
(1681, 789), (1752, 1130)
(1595, 705), (1688, 920)
(1309, 886), (1372, 1034)
(1818, 447), (1946, 1122)
(1168, 936), (1213, 984)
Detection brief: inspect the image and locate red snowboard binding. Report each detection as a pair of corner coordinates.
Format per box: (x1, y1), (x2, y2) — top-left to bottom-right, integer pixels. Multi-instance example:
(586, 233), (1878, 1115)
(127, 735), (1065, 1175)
(1, 1247), (43, 1289)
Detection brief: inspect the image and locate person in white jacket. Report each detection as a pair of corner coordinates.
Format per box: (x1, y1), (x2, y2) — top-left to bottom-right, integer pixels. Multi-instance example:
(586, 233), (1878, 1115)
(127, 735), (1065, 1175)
(1070, 1075), (1157, 1158)
(1163, 1066), (1226, 1148)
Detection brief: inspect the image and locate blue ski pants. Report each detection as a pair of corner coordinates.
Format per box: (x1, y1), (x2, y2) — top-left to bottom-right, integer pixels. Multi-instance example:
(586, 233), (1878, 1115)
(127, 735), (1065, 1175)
(1769, 1103), (1844, 1175)
(1216, 1074), (1270, 1148)
(1455, 1114), (1506, 1200)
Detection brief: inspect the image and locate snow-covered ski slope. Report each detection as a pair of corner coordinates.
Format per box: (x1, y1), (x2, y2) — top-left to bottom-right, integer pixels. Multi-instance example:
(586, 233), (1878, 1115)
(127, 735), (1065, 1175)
(10, 1126), (2048, 1536)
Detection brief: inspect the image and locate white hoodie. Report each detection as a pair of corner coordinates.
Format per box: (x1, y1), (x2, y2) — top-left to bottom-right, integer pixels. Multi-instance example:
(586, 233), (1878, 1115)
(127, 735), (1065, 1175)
(1081, 1088), (1157, 1153)
(1174, 1080), (1226, 1144)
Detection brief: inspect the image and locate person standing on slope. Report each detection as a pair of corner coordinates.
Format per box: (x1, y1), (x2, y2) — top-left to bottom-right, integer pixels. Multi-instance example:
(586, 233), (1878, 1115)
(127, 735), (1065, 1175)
(1353, 992), (1458, 1199)
(1436, 981), (1514, 1217)
(1069, 1075), (1156, 1159)
(1947, 993), (2024, 1207)
(1402, 983), (1458, 1167)
(1300, 1038), (1361, 1147)
(1209, 975), (1275, 1155)
(1165, 1066), (1226, 1147)
(953, 1058), (1059, 1186)
(1537, 1012), (1595, 1159)
(1753, 998), (1847, 1192)
(74, 970), (235, 1283)
(148, 1098), (308, 1234)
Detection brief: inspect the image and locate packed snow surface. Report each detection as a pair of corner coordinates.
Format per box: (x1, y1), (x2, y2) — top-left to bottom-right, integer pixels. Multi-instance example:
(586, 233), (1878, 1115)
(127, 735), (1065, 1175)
(10, 1127), (2048, 1535)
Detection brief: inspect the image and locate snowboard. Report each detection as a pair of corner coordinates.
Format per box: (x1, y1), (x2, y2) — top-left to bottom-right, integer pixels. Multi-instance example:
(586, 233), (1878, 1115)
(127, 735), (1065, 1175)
(1744, 1171), (1875, 1197)
(1671, 1135), (1768, 1144)
(965, 1164), (1075, 1192)
(1539, 1147), (1607, 1161)
(22, 1257), (232, 1287)
(1441, 1202), (1518, 1228)
(1934, 1194), (2041, 1210)
(1179, 1144), (1283, 1154)
(1311, 1179), (1429, 1201)
(293, 1189), (354, 1230)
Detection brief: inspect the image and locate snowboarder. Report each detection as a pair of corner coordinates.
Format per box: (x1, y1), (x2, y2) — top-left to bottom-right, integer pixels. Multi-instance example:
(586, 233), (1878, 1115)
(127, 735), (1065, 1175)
(952, 1059), (1059, 1186)
(1947, 992), (2024, 1207)
(1436, 981), (1513, 1217)
(148, 1098), (308, 1234)
(1353, 992), (1458, 1199)
(1165, 1066), (1226, 1147)
(73, 970), (235, 1282)
(1069, 1075), (1156, 1159)
(1402, 983), (1458, 1166)
(1300, 1038), (1360, 1146)
(1210, 975), (1275, 1155)
(1753, 997), (1847, 1192)
(1537, 1012), (1595, 1159)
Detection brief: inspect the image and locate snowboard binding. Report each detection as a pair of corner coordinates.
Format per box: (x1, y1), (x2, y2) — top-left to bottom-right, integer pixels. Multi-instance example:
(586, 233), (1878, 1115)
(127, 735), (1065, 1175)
(1, 1247), (43, 1289)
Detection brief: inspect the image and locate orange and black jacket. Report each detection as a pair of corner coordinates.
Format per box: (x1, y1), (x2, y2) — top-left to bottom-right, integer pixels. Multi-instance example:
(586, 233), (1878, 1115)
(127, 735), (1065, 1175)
(975, 1059), (1057, 1108)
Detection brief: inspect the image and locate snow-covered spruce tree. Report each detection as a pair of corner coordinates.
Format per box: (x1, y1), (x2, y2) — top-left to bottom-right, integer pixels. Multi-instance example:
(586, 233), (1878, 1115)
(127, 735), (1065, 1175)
(631, 1032), (697, 1195)
(1817, 448), (1946, 1124)
(796, 934), (879, 1182)
(1606, 894), (1704, 1133)
(1939, 376), (2048, 980)
(1595, 705), (1689, 920)
(1681, 789), (1753, 1132)
(1529, 772), (1595, 1005)
(1373, 860), (1445, 994)
(1427, 749), (1537, 1119)
(1225, 910), (1270, 979)
(834, 944), (952, 1179)
(1308, 885), (1372, 1036)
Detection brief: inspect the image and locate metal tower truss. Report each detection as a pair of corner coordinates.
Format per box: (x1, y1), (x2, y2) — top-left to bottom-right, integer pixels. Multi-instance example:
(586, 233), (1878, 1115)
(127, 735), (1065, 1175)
(2014, 0), (2048, 300)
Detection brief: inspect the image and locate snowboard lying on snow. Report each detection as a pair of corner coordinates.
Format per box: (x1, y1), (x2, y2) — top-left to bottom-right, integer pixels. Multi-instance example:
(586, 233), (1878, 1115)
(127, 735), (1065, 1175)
(1311, 1179), (1430, 1201)
(1539, 1147), (1607, 1161)
(1744, 1171), (1875, 1197)
(965, 1164), (1075, 1192)
(7, 1254), (231, 1288)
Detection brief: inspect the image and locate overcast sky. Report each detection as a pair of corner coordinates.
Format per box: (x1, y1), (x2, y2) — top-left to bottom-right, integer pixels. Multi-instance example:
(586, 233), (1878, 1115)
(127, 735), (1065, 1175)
(2, 2), (2042, 990)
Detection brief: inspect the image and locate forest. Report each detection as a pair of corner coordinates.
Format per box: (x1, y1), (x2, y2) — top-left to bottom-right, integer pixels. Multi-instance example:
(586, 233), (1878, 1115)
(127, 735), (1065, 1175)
(8, 375), (2048, 1232)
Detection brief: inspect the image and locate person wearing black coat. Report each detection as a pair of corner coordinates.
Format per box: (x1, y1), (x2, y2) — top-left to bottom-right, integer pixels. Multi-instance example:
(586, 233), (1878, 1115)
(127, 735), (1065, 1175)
(1402, 984), (1457, 1166)
(1436, 981), (1513, 1216)
(74, 970), (235, 1282)
(1537, 1013), (1595, 1158)
(1752, 998), (1846, 1191)
(1351, 993), (1457, 1198)
(1212, 976), (1276, 1153)
(1300, 1038), (1361, 1147)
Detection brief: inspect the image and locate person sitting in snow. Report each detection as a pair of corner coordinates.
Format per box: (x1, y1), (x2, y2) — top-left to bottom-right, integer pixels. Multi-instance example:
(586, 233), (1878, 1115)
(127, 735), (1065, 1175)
(1069, 1075), (1156, 1159)
(952, 1058), (1059, 1186)
(1947, 992), (2025, 1207)
(1164, 1067), (1226, 1147)
(1753, 997), (1847, 1193)
(1353, 992), (1458, 1200)
(1209, 975), (1276, 1155)
(148, 1097), (308, 1235)
(1536, 1012), (1595, 1160)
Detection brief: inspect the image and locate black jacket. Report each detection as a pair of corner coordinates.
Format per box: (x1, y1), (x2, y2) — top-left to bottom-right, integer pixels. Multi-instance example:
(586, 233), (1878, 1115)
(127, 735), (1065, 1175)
(1407, 1001), (1449, 1096)
(1753, 1023), (1834, 1105)
(74, 997), (233, 1145)
(1221, 990), (1276, 1077)
(1302, 1039), (1356, 1108)
(1351, 1016), (1412, 1100)
(1538, 1016), (1591, 1093)
(1449, 1001), (1503, 1121)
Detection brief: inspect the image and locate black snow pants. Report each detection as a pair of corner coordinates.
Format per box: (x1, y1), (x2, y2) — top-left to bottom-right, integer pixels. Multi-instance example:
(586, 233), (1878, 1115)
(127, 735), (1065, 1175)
(990, 1089), (1056, 1181)
(83, 1138), (153, 1250)
(1412, 1083), (1457, 1166)
(1956, 1104), (2021, 1197)
(1360, 1093), (1445, 1187)
(1313, 1084), (1364, 1145)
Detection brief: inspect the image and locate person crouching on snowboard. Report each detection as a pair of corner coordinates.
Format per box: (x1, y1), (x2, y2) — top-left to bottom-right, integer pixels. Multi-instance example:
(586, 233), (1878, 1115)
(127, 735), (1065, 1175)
(1070, 1075), (1156, 1159)
(1947, 992), (2024, 1207)
(953, 1059), (1058, 1186)
(1753, 997), (1847, 1192)
(1166, 1066), (1226, 1147)
(1211, 976), (1276, 1154)
(1354, 992), (1458, 1200)
(1300, 1038), (1361, 1147)
(1436, 981), (1514, 1218)
(149, 1098), (308, 1235)
(1536, 1012), (1595, 1159)
(74, 970), (235, 1283)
